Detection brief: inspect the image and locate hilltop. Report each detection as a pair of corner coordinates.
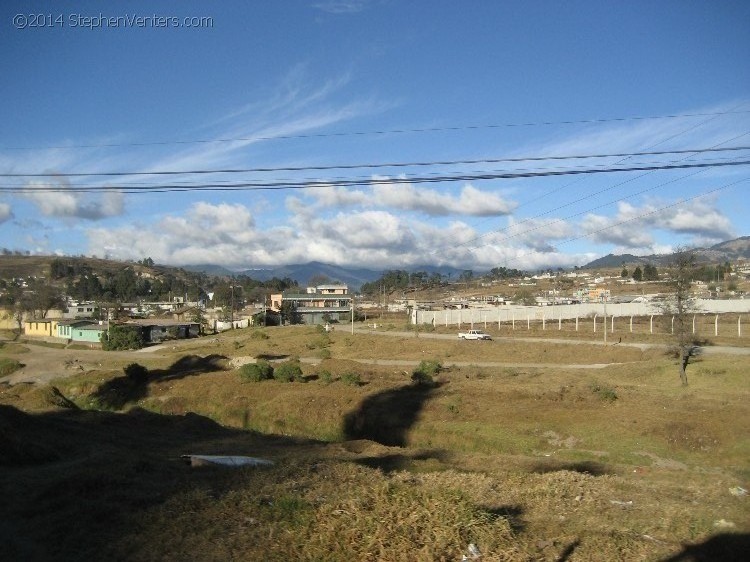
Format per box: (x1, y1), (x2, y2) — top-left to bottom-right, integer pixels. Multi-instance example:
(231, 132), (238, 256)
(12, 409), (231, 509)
(583, 236), (750, 269)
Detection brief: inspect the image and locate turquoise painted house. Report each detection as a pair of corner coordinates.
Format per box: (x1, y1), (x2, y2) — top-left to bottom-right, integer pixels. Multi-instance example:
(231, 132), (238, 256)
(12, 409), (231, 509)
(57, 320), (106, 344)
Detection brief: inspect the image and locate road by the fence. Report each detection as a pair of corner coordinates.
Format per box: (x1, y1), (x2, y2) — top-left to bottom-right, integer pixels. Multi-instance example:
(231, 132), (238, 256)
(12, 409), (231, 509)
(352, 326), (750, 355)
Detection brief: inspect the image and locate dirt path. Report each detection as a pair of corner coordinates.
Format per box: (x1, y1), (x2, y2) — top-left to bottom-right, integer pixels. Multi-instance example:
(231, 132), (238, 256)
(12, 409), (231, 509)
(3, 326), (747, 386)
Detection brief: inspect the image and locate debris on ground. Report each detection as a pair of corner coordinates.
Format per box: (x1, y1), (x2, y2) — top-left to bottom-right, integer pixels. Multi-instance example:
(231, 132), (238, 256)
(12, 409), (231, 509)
(181, 454), (274, 468)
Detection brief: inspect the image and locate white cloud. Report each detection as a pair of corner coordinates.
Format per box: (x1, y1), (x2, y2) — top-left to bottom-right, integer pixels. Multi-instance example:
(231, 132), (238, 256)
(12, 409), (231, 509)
(313, 0), (370, 14)
(0, 203), (12, 223)
(581, 198), (735, 250)
(371, 177), (516, 216)
(501, 216), (575, 252)
(23, 178), (124, 220)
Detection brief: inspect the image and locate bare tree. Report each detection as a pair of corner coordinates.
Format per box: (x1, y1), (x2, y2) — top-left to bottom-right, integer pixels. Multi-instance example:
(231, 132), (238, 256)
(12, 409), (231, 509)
(660, 249), (699, 386)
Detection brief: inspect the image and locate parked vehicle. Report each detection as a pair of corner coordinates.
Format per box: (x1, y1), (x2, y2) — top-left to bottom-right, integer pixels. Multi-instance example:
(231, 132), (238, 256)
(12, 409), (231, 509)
(458, 329), (492, 340)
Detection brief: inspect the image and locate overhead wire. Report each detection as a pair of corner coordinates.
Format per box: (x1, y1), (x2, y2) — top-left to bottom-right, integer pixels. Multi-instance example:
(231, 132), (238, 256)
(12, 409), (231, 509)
(446, 129), (750, 253)
(2, 145), (748, 178)
(1, 159), (748, 194)
(2, 108), (748, 151)
(492, 177), (749, 269)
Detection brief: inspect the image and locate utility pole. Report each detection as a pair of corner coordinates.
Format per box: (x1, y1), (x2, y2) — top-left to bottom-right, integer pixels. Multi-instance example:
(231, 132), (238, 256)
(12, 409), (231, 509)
(602, 287), (607, 344)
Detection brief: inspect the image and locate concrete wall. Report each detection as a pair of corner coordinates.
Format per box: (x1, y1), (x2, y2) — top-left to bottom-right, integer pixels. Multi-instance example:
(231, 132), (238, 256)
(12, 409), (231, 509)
(414, 299), (750, 326)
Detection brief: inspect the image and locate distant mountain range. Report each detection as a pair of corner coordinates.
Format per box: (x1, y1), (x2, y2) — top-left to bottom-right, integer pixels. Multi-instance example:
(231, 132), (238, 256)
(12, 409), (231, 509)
(182, 261), (470, 290)
(174, 237), (750, 286)
(583, 236), (750, 268)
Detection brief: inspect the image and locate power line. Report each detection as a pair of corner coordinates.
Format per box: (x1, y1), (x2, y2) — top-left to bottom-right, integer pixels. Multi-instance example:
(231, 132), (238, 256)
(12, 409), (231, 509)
(2, 145), (748, 178)
(2, 159), (748, 194)
(2, 109), (748, 151)
(451, 131), (750, 252)
(484, 178), (749, 267)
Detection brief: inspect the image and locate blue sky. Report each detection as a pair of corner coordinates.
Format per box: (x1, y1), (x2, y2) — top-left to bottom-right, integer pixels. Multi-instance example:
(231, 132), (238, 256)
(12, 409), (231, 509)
(1, 0), (748, 272)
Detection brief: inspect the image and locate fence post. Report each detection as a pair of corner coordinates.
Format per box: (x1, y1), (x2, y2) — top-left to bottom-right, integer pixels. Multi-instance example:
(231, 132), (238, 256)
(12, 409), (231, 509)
(542, 314), (546, 330)
(650, 315), (653, 334)
(630, 315), (633, 333)
(512, 312), (515, 330)
(575, 316), (579, 331)
(483, 312), (487, 330)
(739, 316), (742, 338)
(611, 315), (614, 333)
(715, 314), (718, 336)
(671, 316), (675, 334)
(527, 315), (530, 330)
(593, 314), (597, 333)
(692, 315), (696, 334)
(559, 316), (562, 330)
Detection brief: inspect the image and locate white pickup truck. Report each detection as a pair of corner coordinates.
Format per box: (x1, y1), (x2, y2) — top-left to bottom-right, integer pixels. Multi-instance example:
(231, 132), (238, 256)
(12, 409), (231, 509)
(458, 330), (492, 340)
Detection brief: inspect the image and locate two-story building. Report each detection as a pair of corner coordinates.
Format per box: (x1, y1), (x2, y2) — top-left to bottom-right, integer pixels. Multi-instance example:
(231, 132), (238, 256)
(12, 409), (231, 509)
(270, 284), (352, 325)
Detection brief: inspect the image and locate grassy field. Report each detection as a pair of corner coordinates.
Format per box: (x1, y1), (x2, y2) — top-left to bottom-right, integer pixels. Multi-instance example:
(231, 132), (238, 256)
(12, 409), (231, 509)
(1, 326), (748, 561)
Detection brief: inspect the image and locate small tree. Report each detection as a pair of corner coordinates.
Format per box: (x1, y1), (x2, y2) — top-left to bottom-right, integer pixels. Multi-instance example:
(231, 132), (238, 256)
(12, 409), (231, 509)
(621, 267), (629, 278)
(632, 266), (643, 282)
(279, 301), (302, 325)
(101, 325), (145, 351)
(644, 263), (659, 281)
(660, 249), (699, 386)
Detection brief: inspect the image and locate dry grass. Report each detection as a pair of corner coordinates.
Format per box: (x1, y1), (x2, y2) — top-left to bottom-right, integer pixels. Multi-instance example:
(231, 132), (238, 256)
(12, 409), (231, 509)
(1, 326), (748, 561)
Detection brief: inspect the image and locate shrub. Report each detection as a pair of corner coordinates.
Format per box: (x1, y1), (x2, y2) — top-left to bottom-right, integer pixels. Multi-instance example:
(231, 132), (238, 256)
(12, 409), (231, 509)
(317, 348), (332, 360)
(239, 360), (273, 382)
(416, 359), (442, 377)
(318, 370), (333, 384)
(123, 363), (149, 383)
(251, 331), (269, 340)
(411, 370), (433, 386)
(590, 382), (618, 402)
(341, 372), (361, 386)
(274, 361), (303, 383)
(412, 359), (443, 386)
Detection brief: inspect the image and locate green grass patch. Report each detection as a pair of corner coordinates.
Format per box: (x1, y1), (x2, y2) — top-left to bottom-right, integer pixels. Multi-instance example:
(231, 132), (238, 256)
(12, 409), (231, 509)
(0, 357), (23, 377)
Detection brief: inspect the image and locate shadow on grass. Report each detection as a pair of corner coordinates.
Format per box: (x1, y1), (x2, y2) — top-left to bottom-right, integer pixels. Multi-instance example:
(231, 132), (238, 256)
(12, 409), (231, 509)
(90, 354), (228, 410)
(354, 449), (448, 473)
(0, 404), (309, 561)
(255, 353), (291, 361)
(556, 539), (581, 561)
(529, 459), (611, 476)
(483, 504), (526, 534)
(342, 381), (442, 447)
(659, 532), (750, 562)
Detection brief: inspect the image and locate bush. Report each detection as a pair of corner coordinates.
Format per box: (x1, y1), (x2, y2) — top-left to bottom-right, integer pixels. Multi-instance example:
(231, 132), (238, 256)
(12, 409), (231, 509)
(341, 372), (361, 386)
(251, 331), (269, 340)
(123, 363), (149, 383)
(317, 348), (332, 360)
(318, 370), (333, 384)
(239, 360), (273, 382)
(416, 359), (442, 377)
(590, 382), (618, 402)
(411, 359), (443, 386)
(274, 361), (304, 383)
